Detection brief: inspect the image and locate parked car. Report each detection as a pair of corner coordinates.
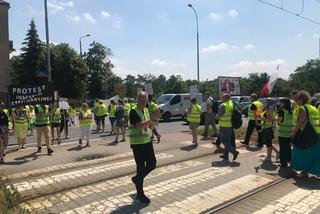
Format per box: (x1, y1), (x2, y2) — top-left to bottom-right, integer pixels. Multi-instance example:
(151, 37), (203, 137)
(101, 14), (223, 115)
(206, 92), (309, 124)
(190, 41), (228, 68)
(231, 96), (250, 104)
(157, 93), (203, 122)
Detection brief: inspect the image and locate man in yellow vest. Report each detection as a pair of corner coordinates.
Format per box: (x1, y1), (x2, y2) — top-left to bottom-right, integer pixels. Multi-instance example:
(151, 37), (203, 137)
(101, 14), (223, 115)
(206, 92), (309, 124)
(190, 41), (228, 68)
(241, 93), (263, 147)
(123, 98), (131, 128)
(94, 100), (107, 133)
(129, 91), (161, 204)
(50, 102), (61, 144)
(79, 103), (94, 147)
(35, 104), (53, 155)
(217, 93), (239, 161)
(108, 100), (117, 135)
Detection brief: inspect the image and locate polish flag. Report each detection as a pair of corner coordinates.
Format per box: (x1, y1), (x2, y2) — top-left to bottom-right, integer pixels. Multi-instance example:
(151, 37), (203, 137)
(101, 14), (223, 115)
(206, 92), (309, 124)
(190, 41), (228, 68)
(261, 65), (280, 97)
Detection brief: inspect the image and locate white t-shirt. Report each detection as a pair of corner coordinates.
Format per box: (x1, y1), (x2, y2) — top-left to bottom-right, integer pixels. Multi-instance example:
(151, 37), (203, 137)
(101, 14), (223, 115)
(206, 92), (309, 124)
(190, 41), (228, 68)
(205, 97), (213, 113)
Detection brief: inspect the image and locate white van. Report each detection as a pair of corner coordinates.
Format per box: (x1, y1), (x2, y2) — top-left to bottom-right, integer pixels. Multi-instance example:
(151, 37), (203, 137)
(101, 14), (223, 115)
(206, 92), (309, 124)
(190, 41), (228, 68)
(156, 93), (203, 122)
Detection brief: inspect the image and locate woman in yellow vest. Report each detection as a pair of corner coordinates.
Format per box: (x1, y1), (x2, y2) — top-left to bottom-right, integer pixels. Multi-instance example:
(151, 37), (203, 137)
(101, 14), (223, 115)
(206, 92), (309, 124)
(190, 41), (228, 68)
(108, 100), (117, 135)
(187, 97), (202, 146)
(292, 90), (320, 176)
(260, 98), (279, 162)
(13, 105), (29, 150)
(68, 104), (77, 126)
(277, 98), (295, 168)
(78, 103), (93, 147)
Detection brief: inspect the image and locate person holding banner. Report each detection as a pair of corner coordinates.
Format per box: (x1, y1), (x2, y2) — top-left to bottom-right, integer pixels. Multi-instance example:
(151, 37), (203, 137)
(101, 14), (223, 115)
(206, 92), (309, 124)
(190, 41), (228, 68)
(13, 105), (29, 150)
(0, 103), (9, 164)
(78, 103), (94, 147)
(35, 104), (54, 155)
(50, 102), (61, 144)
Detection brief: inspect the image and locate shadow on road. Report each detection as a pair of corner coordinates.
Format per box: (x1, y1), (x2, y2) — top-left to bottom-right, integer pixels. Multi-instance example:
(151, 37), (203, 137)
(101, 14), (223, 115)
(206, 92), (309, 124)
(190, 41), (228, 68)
(109, 194), (148, 214)
(293, 176), (320, 190)
(211, 160), (240, 168)
(14, 151), (41, 162)
(67, 145), (83, 151)
(180, 144), (198, 152)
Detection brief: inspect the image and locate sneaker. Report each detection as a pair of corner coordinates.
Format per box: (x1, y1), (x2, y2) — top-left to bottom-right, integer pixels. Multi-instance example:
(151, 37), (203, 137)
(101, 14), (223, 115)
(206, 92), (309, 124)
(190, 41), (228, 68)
(120, 139), (126, 142)
(0, 159), (4, 164)
(21, 146), (26, 149)
(233, 151), (239, 161)
(135, 194), (150, 204)
(47, 148), (54, 155)
(86, 142), (91, 147)
(37, 147), (42, 153)
(79, 139), (82, 145)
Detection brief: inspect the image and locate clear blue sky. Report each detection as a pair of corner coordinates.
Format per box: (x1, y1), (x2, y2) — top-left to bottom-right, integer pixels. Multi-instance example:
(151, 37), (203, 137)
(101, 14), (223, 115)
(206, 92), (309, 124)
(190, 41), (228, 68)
(7, 0), (320, 80)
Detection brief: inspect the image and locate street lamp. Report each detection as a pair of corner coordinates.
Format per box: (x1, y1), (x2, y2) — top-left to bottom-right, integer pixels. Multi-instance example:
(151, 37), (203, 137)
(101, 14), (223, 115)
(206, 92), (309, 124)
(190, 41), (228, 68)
(80, 34), (91, 56)
(44, 0), (51, 81)
(188, 3), (200, 83)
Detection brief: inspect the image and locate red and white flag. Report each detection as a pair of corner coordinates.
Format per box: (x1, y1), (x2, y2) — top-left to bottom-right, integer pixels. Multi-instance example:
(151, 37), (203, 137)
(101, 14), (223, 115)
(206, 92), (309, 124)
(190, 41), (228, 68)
(261, 65), (280, 97)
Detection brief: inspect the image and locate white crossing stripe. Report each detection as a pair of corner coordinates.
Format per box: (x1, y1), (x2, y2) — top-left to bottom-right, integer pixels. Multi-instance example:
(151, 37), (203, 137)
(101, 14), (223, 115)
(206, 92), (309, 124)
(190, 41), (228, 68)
(149, 174), (272, 214)
(21, 160), (204, 210)
(4, 151), (133, 180)
(61, 167), (233, 214)
(252, 188), (320, 214)
(14, 153), (174, 193)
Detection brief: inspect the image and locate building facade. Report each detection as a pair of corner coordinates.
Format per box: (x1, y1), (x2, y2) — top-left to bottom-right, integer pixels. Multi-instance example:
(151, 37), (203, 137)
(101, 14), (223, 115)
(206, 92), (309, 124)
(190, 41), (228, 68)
(0, 0), (10, 92)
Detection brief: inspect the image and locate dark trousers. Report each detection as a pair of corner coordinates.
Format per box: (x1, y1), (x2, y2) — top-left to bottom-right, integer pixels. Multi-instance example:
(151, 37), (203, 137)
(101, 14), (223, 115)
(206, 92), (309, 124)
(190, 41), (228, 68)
(60, 119), (68, 136)
(215, 130), (236, 148)
(244, 120), (262, 146)
(131, 142), (157, 195)
(279, 137), (292, 167)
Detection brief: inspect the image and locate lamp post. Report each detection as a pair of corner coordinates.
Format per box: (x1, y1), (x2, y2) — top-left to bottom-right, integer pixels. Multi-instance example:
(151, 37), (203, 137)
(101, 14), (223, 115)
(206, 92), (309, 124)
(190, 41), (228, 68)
(44, 0), (51, 81)
(188, 3), (200, 83)
(80, 34), (91, 56)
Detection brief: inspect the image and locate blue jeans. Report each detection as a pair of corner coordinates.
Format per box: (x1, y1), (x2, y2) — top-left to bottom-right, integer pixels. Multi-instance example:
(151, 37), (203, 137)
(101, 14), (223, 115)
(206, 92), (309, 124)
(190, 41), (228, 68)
(220, 127), (237, 156)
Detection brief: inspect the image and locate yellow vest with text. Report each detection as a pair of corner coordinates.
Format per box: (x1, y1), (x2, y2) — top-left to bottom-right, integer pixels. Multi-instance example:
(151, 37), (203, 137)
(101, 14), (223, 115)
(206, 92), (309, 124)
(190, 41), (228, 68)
(278, 109), (295, 138)
(35, 105), (50, 126)
(187, 104), (201, 124)
(96, 103), (106, 117)
(79, 109), (93, 127)
(248, 100), (262, 120)
(129, 106), (151, 145)
(219, 100), (234, 128)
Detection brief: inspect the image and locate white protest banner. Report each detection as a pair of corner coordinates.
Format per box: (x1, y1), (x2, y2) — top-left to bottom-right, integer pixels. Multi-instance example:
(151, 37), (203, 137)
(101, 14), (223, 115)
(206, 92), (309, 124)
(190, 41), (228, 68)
(218, 76), (240, 98)
(144, 83), (154, 95)
(59, 101), (69, 110)
(189, 85), (199, 98)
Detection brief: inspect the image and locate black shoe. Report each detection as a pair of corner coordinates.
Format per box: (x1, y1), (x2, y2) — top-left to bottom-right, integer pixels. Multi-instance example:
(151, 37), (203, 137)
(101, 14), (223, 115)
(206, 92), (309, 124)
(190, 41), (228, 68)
(240, 141), (248, 145)
(255, 144), (262, 147)
(233, 151), (239, 161)
(135, 194), (150, 204)
(47, 148), (54, 155)
(0, 159), (4, 164)
(79, 139), (82, 145)
(37, 147), (42, 153)
(219, 155), (229, 160)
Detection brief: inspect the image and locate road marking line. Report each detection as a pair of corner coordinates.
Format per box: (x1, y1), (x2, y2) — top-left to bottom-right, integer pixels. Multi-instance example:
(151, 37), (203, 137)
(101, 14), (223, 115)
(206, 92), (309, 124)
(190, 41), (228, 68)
(252, 188), (320, 214)
(60, 167), (233, 214)
(150, 174), (272, 214)
(21, 160), (205, 211)
(14, 153), (174, 193)
(3, 151), (133, 181)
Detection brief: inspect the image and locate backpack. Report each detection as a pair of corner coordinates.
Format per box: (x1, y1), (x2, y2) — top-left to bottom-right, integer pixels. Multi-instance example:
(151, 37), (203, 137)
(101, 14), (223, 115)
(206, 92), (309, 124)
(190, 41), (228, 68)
(210, 97), (219, 114)
(231, 107), (243, 129)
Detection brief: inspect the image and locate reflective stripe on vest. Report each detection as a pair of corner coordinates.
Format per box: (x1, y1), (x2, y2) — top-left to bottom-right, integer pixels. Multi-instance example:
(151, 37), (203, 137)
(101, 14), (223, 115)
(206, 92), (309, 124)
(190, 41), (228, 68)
(15, 109), (28, 124)
(303, 104), (320, 134)
(35, 105), (50, 125)
(261, 111), (273, 129)
(278, 109), (295, 138)
(96, 104), (106, 117)
(129, 106), (151, 145)
(108, 104), (116, 117)
(187, 104), (201, 124)
(79, 110), (93, 127)
(248, 101), (262, 120)
(51, 108), (61, 124)
(219, 100), (233, 128)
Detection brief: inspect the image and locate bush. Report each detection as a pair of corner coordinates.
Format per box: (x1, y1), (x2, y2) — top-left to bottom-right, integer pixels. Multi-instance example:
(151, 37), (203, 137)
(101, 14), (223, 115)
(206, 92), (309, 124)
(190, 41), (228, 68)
(0, 179), (29, 214)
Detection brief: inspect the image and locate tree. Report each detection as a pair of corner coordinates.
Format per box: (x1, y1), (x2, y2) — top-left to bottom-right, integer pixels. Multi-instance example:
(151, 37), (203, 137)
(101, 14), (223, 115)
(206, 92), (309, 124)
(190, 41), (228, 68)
(50, 43), (88, 100)
(289, 59), (320, 95)
(124, 75), (137, 98)
(85, 42), (120, 98)
(240, 72), (269, 96)
(11, 19), (46, 85)
(165, 75), (188, 93)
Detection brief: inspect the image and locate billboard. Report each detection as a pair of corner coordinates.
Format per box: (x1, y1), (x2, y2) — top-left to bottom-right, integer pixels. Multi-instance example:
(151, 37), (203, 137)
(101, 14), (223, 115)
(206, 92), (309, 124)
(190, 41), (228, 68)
(8, 83), (54, 107)
(218, 76), (241, 98)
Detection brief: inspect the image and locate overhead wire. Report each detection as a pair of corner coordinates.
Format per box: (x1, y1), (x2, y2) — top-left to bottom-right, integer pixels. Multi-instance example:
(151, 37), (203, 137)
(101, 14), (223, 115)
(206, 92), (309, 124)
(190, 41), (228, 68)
(257, 0), (320, 26)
